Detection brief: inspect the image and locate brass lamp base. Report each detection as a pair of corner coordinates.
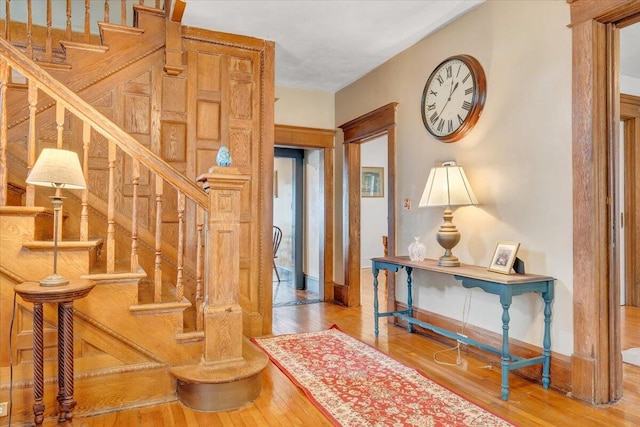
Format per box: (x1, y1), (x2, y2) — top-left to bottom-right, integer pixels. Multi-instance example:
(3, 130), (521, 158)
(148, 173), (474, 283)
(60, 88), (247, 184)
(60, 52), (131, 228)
(435, 206), (461, 267)
(40, 273), (69, 287)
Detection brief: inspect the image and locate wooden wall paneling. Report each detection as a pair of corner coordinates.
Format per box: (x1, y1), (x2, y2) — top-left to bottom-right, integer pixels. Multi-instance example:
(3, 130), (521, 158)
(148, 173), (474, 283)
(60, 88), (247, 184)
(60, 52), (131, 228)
(183, 31), (274, 336)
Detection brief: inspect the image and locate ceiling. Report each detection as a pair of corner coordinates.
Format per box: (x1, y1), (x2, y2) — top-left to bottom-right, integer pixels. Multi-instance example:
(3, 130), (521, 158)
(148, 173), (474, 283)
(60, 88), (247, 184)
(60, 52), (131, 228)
(179, 1), (639, 93)
(180, 0), (484, 92)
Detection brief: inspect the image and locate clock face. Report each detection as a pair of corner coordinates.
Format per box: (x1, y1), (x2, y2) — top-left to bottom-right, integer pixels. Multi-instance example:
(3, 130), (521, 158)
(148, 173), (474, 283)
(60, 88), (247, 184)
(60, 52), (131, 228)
(421, 55), (486, 143)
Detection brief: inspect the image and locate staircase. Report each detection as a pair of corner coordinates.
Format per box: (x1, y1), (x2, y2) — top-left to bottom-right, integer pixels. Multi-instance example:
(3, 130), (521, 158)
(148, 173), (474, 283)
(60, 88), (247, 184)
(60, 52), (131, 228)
(0, 1), (274, 424)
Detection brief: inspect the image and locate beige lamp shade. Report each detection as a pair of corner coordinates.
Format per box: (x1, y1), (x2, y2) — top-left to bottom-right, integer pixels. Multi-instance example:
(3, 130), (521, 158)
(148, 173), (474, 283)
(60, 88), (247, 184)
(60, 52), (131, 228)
(419, 161), (477, 208)
(26, 148), (87, 189)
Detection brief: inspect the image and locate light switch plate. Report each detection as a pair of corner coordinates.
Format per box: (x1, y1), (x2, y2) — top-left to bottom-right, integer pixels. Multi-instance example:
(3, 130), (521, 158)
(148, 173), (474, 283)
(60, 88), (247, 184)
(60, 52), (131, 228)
(0, 402), (8, 417)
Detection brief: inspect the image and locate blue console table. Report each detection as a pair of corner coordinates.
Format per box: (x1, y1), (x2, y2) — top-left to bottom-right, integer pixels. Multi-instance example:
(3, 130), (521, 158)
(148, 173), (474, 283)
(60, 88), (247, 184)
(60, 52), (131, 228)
(371, 256), (554, 400)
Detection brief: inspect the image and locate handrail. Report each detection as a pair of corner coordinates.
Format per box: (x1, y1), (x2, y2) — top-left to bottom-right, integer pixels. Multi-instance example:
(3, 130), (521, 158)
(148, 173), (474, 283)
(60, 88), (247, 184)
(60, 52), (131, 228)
(0, 37), (208, 209)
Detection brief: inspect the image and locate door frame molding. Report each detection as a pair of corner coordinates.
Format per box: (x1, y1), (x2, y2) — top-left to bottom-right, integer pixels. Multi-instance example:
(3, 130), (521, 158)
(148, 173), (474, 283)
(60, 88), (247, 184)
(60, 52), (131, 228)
(338, 102), (398, 307)
(621, 93), (640, 306)
(568, 0), (640, 404)
(274, 124), (335, 301)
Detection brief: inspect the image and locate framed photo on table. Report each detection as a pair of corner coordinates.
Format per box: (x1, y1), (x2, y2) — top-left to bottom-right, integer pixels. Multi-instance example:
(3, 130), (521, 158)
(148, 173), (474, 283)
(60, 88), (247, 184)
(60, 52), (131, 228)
(488, 241), (520, 274)
(361, 167), (384, 198)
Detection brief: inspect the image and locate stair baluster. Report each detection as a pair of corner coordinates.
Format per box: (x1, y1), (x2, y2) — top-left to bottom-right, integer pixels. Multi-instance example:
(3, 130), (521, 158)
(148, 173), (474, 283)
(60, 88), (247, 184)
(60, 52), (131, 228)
(26, 80), (37, 206)
(80, 122), (90, 240)
(154, 175), (163, 303)
(121, 0), (127, 26)
(176, 190), (185, 302)
(83, 0), (91, 42)
(0, 59), (7, 205)
(131, 158), (140, 272)
(104, 0), (110, 24)
(65, 0), (72, 40)
(26, 0), (33, 59)
(196, 206), (204, 331)
(107, 139), (116, 273)
(46, 0), (53, 62)
(3, 0), (9, 41)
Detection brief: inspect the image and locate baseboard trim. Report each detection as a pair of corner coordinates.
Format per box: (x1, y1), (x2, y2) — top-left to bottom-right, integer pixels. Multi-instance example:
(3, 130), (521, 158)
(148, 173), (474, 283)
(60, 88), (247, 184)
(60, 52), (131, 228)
(393, 301), (572, 395)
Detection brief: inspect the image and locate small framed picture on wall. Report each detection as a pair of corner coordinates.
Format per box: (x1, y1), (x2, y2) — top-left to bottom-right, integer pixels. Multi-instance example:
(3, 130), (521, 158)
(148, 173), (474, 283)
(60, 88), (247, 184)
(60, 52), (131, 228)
(361, 167), (384, 198)
(488, 241), (520, 274)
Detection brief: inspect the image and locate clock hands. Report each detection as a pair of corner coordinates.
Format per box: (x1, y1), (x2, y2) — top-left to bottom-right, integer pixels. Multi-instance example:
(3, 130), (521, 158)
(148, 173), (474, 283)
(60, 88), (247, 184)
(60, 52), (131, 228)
(437, 79), (458, 118)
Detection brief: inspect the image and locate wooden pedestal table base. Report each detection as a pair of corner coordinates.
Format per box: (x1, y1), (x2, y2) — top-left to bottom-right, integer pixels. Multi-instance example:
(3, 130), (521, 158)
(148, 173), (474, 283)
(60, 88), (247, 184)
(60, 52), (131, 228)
(14, 280), (95, 427)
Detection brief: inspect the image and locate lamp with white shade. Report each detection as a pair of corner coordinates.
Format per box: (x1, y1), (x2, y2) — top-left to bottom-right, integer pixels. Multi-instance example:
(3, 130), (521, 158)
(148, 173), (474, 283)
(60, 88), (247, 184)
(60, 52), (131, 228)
(419, 161), (477, 267)
(26, 148), (87, 286)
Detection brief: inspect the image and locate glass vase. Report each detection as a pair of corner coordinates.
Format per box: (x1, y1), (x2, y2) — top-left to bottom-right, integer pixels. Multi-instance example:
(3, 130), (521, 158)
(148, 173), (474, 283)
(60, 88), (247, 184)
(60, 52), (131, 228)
(408, 237), (426, 261)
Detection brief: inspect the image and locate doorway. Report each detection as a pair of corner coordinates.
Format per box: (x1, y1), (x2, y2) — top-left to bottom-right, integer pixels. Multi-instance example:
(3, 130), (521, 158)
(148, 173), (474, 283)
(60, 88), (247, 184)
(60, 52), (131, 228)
(339, 103), (398, 308)
(272, 148), (321, 306)
(568, 1), (640, 403)
(620, 94), (640, 306)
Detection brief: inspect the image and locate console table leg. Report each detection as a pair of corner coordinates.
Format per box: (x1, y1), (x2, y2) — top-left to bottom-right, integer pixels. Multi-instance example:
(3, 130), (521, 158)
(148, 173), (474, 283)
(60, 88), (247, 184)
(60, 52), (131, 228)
(373, 266), (380, 337)
(59, 301), (77, 423)
(542, 284), (553, 389)
(500, 300), (512, 401)
(57, 304), (66, 423)
(406, 267), (413, 334)
(32, 302), (45, 427)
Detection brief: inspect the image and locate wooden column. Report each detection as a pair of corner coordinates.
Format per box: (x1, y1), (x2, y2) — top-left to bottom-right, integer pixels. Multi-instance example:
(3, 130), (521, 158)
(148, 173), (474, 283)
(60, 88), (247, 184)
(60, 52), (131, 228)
(171, 167), (268, 412)
(199, 167), (248, 363)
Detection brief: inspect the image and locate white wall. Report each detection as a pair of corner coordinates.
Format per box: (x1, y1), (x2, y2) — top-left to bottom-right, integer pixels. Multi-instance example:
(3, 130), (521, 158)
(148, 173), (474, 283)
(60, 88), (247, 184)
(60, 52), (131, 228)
(335, 1), (573, 355)
(273, 158), (294, 271)
(621, 75), (640, 97)
(360, 135), (388, 264)
(275, 86), (335, 129)
(305, 150), (321, 280)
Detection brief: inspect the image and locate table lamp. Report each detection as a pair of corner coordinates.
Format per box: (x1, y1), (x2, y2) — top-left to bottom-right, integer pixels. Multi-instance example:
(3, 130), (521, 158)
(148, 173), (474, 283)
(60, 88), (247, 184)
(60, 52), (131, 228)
(26, 148), (87, 286)
(419, 161), (477, 267)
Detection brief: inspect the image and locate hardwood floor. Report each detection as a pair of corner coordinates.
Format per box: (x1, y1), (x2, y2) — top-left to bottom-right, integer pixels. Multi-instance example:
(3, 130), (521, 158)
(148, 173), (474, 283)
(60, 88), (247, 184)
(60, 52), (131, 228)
(272, 277), (320, 307)
(39, 270), (640, 426)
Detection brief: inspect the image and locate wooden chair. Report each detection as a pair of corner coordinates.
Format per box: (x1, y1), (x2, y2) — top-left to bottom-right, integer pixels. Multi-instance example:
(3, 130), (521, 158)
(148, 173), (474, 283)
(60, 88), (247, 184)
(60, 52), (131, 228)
(272, 226), (283, 282)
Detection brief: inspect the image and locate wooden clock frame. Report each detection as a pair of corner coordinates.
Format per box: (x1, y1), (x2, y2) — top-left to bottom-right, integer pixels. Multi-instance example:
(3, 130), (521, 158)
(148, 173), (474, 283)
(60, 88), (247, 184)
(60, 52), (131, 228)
(421, 54), (487, 143)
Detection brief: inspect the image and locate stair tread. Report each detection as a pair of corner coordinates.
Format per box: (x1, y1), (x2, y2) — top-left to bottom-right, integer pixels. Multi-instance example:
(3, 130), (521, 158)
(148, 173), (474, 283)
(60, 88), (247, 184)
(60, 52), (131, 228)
(0, 206), (53, 215)
(99, 21), (145, 36)
(23, 238), (104, 250)
(60, 39), (110, 53)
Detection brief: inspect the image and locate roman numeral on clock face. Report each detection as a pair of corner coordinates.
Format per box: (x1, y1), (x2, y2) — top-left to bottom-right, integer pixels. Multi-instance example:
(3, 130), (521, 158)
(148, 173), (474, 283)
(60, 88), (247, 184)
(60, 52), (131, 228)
(462, 101), (472, 111)
(465, 87), (473, 96)
(430, 111), (438, 124)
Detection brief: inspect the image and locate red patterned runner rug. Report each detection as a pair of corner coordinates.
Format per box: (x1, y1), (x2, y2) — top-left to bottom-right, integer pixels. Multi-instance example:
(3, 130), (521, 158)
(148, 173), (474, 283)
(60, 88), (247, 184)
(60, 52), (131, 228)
(252, 326), (514, 427)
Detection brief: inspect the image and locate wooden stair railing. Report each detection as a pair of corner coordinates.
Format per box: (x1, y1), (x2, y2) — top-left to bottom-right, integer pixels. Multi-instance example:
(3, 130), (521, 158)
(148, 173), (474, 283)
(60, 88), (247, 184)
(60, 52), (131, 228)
(0, 38), (208, 330)
(2, 0), (163, 66)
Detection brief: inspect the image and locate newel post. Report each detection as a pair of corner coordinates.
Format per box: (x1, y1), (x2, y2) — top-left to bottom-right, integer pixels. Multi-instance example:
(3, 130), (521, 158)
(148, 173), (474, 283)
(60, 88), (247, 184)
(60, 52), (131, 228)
(198, 166), (248, 362)
(171, 165), (268, 412)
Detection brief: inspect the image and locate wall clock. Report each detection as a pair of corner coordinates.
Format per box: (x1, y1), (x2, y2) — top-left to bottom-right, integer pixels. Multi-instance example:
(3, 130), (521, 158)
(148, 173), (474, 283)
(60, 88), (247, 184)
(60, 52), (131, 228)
(421, 55), (486, 143)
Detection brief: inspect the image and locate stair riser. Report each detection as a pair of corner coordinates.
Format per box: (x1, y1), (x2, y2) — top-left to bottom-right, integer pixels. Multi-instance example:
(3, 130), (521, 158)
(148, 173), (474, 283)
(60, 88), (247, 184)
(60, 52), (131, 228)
(75, 283), (202, 365)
